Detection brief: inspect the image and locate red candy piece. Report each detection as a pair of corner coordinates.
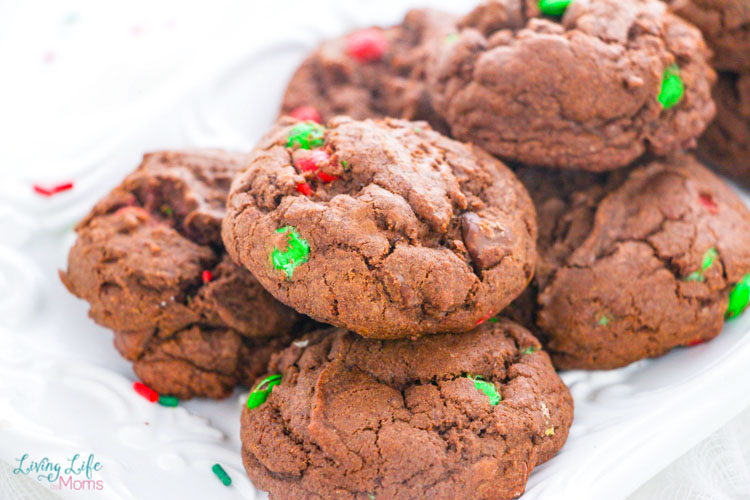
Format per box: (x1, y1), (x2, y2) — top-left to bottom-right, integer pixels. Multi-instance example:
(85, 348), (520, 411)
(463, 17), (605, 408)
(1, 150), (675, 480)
(202, 270), (212, 283)
(347, 28), (387, 63)
(296, 183), (313, 196)
(294, 149), (339, 183)
(317, 171), (339, 183)
(475, 311), (494, 326)
(133, 381), (158, 402)
(699, 193), (718, 214)
(33, 181), (73, 197)
(289, 106), (321, 124)
(686, 338), (706, 347)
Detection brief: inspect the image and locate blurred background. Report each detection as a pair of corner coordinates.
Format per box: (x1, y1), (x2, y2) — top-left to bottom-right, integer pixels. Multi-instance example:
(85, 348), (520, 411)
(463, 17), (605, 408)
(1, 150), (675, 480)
(0, 1), (748, 499)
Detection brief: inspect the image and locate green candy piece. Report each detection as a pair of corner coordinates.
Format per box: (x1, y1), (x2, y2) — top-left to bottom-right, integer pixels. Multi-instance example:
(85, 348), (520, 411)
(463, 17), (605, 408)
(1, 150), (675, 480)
(247, 374), (282, 409)
(658, 65), (684, 109)
(726, 274), (750, 320)
(158, 395), (179, 407)
(211, 463), (232, 486)
(467, 376), (501, 406)
(287, 122), (325, 149)
(271, 227), (310, 278)
(521, 346), (538, 355)
(686, 247), (718, 282)
(539, 0), (572, 17)
(445, 33), (459, 44)
(598, 315), (610, 326)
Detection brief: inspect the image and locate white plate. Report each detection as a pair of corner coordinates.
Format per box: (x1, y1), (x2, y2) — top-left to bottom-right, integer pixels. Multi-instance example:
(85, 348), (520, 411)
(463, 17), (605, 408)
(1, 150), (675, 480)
(1, 1), (749, 499)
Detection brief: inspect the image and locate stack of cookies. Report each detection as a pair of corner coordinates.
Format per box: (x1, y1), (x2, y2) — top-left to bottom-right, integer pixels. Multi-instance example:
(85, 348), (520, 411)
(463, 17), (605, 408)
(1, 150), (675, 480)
(61, 0), (750, 498)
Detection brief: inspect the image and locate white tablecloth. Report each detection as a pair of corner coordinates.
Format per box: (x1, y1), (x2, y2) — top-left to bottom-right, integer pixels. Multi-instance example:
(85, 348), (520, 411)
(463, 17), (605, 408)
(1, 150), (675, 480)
(1, 1), (747, 498)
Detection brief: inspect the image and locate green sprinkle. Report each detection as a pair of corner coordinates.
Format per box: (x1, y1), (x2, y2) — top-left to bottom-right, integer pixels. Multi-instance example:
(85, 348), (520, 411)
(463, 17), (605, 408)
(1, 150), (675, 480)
(726, 274), (750, 319)
(685, 247), (718, 282)
(445, 33), (459, 44)
(286, 122), (325, 150)
(489, 316), (499, 323)
(467, 376), (501, 406)
(211, 463), (232, 486)
(158, 395), (179, 407)
(341, 160), (349, 170)
(521, 346), (538, 355)
(658, 65), (684, 109)
(539, 0), (572, 17)
(413, 127), (422, 133)
(271, 226), (310, 279)
(598, 315), (610, 326)
(247, 374), (282, 409)
(367, 495), (375, 500)
(161, 204), (173, 216)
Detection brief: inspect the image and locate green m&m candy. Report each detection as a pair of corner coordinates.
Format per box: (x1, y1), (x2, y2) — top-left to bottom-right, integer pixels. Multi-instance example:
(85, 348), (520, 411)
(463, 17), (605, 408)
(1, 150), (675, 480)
(466, 375), (501, 406)
(658, 65), (684, 109)
(287, 122), (325, 150)
(539, 0), (572, 17)
(685, 247), (718, 282)
(726, 274), (750, 320)
(271, 226), (310, 279)
(247, 374), (282, 409)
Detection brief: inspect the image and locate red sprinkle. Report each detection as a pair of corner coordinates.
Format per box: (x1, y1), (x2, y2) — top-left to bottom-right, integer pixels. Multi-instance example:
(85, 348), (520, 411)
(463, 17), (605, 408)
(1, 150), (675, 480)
(202, 270), (212, 283)
(475, 311), (494, 326)
(699, 193), (719, 214)
(289, 106), (321, 124)
(133, 381), (158, 403)
(347, 28), (388, 63)
(33, 182), (73, 197)
(296, 183), (313, 196)
(686, 338), (706, 347)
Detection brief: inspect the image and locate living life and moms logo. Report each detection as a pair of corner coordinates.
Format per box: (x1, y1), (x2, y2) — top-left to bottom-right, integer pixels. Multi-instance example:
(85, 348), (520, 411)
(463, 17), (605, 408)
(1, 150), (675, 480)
(13, 453), (104, 491)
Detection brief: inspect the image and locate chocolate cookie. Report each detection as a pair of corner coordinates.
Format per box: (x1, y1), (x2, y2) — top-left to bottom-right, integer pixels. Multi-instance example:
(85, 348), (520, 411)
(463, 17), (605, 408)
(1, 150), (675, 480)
(280, 9), (455, 130)
(666, 0), (750, 71)
(60, 150), (302, 399)
(697, 71), (750, 187)
(430, 0), (716, 170)
(512, 153), (750, 370)
(240, 320), (573, 500)
(222, 117), (537, 338)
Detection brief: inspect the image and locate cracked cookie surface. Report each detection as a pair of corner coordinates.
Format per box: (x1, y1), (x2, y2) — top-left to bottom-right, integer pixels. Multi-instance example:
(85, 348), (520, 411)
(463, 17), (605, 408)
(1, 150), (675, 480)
(666, 0), (750, 71)
(697, 71), (750, 187)
(240, 320), (573, 500)
(280, 8), (455, 131)
(60, 150), (302, 399)
(430, 0), (716, 170)
(512, 153), (750, 369)
(222, 117), (537, 338)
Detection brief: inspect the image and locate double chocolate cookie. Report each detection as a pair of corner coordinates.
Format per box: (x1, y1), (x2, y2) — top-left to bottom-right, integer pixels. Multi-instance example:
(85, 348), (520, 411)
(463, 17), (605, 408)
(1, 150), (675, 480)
(60, 150), (302, 399)
(697, 72), (750, 187)
(222, 117), (537, 338)
(240, 320), (573, 500)
(666, 0), (750, 72)
(430, 0), (716, 170)
(280, 8), (455, 129)
(513, 153), (750, 370)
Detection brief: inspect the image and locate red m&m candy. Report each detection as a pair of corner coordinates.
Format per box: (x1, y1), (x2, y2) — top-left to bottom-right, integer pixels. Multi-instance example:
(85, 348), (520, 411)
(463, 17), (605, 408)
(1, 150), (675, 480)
(289, 106), (321, 123)
(347, 28), (387, 63)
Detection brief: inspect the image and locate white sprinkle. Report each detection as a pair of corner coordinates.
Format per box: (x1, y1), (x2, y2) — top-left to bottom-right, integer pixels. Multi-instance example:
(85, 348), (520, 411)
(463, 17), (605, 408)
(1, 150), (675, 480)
(293, 339), (309, 348)
(160, 301), (167, 307)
